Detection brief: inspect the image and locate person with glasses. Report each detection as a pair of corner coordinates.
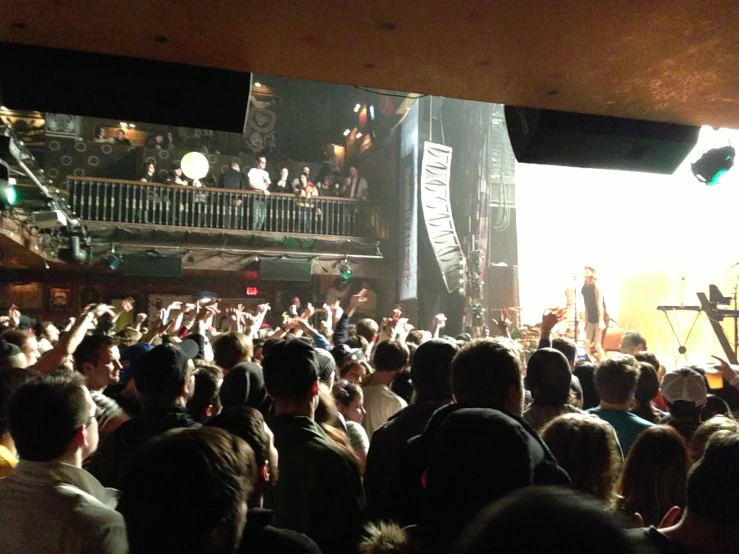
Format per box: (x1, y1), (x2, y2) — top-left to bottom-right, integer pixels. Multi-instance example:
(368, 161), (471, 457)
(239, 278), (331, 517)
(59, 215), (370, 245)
(0, 372), (128, 553)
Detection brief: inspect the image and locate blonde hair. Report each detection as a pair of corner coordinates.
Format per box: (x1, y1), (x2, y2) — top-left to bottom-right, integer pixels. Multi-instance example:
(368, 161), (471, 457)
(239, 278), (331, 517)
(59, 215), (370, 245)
(358, 522), (409, 554)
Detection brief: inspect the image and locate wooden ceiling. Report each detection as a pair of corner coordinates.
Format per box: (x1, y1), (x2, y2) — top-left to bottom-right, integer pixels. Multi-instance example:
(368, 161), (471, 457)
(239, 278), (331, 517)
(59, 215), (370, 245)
(3, 1), (739, 128)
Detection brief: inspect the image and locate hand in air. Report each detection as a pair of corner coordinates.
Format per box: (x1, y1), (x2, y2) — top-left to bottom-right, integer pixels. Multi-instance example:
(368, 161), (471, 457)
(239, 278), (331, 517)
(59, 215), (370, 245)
(541, 307), (566, 331)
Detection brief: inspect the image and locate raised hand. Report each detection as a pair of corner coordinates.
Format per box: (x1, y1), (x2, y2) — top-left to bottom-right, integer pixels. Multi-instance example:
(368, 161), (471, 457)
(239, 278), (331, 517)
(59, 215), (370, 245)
(348, 290), (368, 314)
(433, 313), (447, 328)
(300, 303), (315, 320)
(8, 305), (20, 326)
(134, 313), (148, 325)
(541, 307), (566, 332)
(91, 304), (117, 319)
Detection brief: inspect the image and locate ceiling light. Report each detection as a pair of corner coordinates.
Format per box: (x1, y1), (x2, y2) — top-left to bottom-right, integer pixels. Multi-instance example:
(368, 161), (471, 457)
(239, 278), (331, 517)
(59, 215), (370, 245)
(0, 106), (7, 111)
(692, 146), (735, 186)
(343, 129), (351, 137)
(129, 124), (136, 128)
(339, 258), (352, 280)
(254, 82), (262, 87)
(369, 105), (375, 120)
(120, 122), (128, 127)
(353, 104), (361, 113)
(356, 132), (363, 138)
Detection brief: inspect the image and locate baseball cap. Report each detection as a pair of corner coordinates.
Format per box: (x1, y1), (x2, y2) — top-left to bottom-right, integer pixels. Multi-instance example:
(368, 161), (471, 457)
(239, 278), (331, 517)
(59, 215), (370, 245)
(263, 340), (319, 398)
(121, 343), (154, 383)
(330, 344), (364, 367)
(134, 339), (199, 396)
(220, 361), (267, 411)
(661, 368), (707, 406)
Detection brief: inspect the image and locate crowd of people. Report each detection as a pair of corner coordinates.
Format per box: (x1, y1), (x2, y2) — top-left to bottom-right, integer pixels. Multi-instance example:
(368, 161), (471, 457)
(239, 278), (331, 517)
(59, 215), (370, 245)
(1, 290), (739, 553)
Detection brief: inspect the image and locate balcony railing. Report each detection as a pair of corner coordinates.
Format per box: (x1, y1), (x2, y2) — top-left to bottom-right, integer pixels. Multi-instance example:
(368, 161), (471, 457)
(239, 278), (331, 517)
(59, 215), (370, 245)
(66, 177), (386, 239)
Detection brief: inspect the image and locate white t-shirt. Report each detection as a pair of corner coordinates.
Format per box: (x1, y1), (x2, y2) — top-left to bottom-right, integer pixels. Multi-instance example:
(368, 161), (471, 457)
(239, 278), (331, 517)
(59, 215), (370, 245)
(247, 168), (270, 190)
(362, 383), (407, 439)
(346, 420), (370, 450)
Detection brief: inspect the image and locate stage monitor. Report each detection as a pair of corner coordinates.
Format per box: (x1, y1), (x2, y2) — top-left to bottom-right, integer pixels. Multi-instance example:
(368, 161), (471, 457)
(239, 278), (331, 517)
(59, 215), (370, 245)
(0, 43), (252, 133)
(124, 253), (183, 278)
(504, 106), (700, 175)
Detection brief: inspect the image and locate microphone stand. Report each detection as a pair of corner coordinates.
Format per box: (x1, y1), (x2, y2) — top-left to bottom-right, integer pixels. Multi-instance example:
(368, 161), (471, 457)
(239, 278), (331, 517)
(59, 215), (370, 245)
(573, 275), (578, 342)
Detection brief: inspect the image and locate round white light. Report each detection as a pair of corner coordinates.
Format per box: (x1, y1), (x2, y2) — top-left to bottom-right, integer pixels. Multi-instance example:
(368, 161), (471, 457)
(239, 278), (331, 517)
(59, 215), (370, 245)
(181, 151), (210, 180)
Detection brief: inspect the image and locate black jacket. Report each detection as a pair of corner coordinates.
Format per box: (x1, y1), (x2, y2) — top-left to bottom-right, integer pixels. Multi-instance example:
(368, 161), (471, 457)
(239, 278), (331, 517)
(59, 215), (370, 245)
(220, 168), (246, 190)
(239, 508), (322, 554)
(87, 405), (199, 489)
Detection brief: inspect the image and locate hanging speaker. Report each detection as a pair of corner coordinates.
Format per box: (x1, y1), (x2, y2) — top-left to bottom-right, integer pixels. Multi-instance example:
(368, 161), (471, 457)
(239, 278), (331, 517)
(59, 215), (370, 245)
(504, 106), (700, 174)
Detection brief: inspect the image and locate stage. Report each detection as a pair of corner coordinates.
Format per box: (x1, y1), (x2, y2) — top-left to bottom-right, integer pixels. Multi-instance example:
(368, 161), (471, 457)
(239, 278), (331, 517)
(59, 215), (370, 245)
(515, 126), (739, 370)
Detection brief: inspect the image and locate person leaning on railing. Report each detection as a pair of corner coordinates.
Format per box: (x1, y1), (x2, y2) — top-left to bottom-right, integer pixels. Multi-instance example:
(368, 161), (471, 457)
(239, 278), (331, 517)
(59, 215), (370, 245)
(294, 173), (320, 233)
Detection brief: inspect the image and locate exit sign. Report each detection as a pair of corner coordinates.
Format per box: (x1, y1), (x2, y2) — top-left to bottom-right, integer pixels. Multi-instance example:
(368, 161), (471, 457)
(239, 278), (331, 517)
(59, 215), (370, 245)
(245, 287), (259, 296)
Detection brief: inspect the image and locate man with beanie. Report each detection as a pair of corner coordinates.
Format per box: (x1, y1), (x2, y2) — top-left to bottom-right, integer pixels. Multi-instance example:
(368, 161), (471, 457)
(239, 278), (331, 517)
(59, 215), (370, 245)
(87, 340), (200, 488)
(263, 340), (364, 554)
(364, 339), (458, 519)
(660, 367), (708, 442)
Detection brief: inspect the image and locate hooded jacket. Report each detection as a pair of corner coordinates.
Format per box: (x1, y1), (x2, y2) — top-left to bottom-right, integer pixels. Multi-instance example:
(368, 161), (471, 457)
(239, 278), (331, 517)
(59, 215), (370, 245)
(87, 405), (199, 489)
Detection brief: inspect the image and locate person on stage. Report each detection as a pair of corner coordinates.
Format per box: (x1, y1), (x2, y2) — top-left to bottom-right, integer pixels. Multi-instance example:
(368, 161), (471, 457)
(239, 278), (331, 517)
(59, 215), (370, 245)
(582, 266), (606, 362)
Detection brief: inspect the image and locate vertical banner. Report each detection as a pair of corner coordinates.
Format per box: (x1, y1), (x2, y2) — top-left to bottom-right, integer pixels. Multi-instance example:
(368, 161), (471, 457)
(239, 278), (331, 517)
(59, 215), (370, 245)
(398, 102), (419, 301)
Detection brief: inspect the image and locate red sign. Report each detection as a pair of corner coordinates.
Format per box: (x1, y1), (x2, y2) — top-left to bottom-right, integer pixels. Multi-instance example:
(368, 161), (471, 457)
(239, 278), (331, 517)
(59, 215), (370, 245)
(245, 287), (259, 296)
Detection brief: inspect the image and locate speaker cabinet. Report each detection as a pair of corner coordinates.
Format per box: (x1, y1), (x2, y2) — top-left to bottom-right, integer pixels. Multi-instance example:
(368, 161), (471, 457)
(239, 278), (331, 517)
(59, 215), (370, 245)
(124, 254), (182, 277)
(0, 43), (252, 133)
(504, 106), (700, 174)
(259, 259), (313, 282)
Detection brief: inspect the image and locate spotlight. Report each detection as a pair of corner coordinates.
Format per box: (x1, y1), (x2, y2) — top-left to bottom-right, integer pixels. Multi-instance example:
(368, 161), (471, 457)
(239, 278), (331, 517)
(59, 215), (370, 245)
(353, 104), (361, 113)
(254, 82), (262, 87)
(339, 258), (352, 280)
(106, 245), (123, 270)
(0, 106), (7, 111)
(343, 129), (351, 137)
(369, 105), (375, 120)
(356, 132), (363, 139)
(130, 124), (136, 128)
(0, 181), (17, 208)
(691, 146), (735, 186)
(119, 122), (128, 127)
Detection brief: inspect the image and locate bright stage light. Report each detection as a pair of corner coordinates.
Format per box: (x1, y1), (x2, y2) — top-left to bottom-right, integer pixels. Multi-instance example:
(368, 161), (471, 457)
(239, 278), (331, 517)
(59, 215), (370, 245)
(181, 151), (210, 180)
(343, 129), (351, 137)
(354, 104), (361, 113)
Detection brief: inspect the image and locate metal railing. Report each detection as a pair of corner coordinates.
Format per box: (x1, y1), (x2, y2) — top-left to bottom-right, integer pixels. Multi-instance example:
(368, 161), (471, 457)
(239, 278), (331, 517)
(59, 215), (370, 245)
(65, 177), (385, 238)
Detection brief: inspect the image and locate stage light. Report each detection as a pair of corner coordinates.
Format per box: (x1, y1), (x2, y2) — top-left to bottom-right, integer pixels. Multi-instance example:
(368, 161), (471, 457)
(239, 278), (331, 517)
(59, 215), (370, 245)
(0, 182), (17, 207)
(120, 122), (128, 127)
(691, 146), (735, 186)
(339, 258), (352, 280)
(369, 105), (375, 120)
(343, 129), (351, 137)
(109, 256), (122, 271)
(354, 104), (361, 113)
(0, 106), (6, 111)
(129, 124), (136, 128)
(356, 132), (363, 139)
(254, 82), (262, 87)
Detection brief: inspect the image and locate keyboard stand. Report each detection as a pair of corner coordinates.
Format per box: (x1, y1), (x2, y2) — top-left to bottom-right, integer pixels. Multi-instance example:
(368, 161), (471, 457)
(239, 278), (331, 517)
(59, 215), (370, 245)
(659, 308), (703, 365)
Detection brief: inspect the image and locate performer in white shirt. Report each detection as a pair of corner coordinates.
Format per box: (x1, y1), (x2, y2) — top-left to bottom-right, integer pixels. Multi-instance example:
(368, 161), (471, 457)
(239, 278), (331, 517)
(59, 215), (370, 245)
(247, 156), (271, 231)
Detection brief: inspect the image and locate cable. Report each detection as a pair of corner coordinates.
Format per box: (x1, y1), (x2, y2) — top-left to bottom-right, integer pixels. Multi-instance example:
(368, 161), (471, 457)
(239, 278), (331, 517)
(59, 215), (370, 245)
(353, 86), (427, 99)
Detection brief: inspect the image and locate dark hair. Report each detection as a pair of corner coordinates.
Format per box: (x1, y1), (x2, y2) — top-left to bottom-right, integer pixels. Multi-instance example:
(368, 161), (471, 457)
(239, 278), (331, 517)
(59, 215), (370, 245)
(345, 334), (369, 351)
(212, 332), (252, 370)
(634, 351), (660, 372)
(622, 331), (647, 351)
(118, 427), (255, 554)
(594, 354), (640, 405)
(356, 318), (379, 343)
(1, 329), (32, 351)
(206, 406), (274, 482)
(451, 488), (640, 554)
(9, 372), (89, 461)
(187, 361), (223, 424)
(526, 348), (572, 405)
(701, 394), (733, 420)
(450, 338), (522, 409)
(617, 425), (690, 527)
(574, 361), (600, 409)
(406, 329), (424, 346)
(0, 367), (37, 436)
(541, 413), (621, 502)
(373, 340), (410, 372)
(332, 379), (363, 408)
(392, 368), (414, 403)
(551, 337), (577, 366)
(410, 339), (458, 403)
(686, 430), (739, 525)
(0, 339), (25, 368)
(74, 335), (118, 374)
(632, 362), (661, 423)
